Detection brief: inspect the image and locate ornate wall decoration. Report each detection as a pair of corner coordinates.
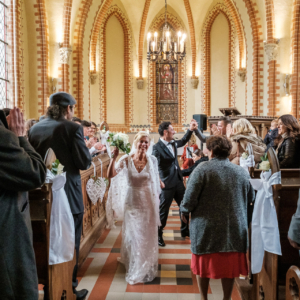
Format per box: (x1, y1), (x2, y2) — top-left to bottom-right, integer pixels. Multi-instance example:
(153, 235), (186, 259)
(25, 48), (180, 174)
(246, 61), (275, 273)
(264, 42), (279, 62)
(201, 3), (237, 116)
(59, 47), (72, 64)
(98, 5), (133, 132)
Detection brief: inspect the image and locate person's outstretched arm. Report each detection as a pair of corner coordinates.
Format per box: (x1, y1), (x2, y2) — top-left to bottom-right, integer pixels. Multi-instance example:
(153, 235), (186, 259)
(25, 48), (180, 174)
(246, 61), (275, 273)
(194, 128), (210, 143)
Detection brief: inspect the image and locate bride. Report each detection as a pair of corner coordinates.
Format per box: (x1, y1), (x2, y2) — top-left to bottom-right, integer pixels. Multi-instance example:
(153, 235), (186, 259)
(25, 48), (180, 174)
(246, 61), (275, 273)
(107, 131), (164, 285)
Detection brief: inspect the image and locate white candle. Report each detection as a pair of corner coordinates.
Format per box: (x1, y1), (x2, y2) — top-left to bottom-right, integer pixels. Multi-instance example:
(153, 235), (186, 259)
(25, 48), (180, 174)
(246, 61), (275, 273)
(177, 31), (182, 49)
(147, 32), (151, 52)
(154, 32), (157, 51)
(152, 41), (155, 52)
(166, 31), (170, 51)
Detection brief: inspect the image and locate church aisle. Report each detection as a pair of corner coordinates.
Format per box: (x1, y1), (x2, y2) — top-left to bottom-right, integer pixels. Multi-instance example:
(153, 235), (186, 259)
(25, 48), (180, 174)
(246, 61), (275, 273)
(75, 202), (243, 300)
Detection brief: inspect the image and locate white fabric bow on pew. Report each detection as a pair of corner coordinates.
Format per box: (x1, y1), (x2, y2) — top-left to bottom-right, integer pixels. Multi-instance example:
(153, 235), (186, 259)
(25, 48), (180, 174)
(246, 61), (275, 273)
(101, 130), (111, 158)
(45, 170), (75, 265)
(250, 169), (282, 274)
(240, 143), (255, 173)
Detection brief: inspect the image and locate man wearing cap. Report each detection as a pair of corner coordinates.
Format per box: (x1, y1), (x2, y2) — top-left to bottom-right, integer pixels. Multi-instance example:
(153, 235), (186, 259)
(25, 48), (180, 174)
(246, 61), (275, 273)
(29, 92), (91, 300)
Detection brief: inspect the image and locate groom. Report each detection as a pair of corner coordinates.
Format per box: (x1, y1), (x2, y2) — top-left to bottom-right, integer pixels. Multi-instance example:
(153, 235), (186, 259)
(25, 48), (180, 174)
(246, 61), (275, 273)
(153, 120), (198, 247)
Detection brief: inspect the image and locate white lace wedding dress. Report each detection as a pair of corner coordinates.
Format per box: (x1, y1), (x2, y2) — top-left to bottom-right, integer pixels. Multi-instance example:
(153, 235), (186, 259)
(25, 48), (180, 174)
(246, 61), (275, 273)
(106, 153), (161, 285)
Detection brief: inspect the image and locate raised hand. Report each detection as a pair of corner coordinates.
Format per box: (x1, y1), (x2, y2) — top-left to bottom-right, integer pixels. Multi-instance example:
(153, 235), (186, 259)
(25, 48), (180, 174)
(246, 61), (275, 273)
(226, 124), (233, 138)
(112, 146), (119, 160)
(211, 124), (221, 136)
(94, 142), (104, 151)
(189, 119), (198, 131)
(7, 107), (25, 137)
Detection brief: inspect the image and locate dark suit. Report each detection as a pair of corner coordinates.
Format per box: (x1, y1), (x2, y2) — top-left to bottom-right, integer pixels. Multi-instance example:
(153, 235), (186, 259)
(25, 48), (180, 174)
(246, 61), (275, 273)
(152, 130), (193, 235)
(28, 116), (91, 290)
(0, 110), (46, 300)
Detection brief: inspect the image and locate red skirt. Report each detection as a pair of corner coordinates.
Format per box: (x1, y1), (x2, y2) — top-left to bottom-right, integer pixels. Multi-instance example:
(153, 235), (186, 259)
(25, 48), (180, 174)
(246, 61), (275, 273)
(191, 252), (248, 279)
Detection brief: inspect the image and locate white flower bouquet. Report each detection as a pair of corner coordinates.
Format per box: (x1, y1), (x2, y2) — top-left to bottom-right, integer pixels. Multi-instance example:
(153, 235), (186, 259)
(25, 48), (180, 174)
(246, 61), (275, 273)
(241, 151), (249, 160)
(107, 132), (131, 155)
(50, 159), (64, 176)
(258, 153), (271, 172)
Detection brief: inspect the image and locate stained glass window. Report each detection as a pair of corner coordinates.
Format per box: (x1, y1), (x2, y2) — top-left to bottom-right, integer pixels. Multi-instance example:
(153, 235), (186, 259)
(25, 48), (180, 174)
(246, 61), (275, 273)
(0, 0), (8, 109)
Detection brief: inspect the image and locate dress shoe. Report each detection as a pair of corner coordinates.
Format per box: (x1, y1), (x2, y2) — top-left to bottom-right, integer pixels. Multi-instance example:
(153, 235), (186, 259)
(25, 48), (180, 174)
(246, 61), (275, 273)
(158, 235), (166, 247)
(181, 231), (190, 238)
(74, 289), (88, 300)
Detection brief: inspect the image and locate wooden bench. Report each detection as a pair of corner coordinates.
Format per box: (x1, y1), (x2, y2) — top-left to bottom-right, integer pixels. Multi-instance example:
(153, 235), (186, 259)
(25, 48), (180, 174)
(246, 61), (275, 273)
(29, 153), (110, 299)
(235, 148), (300, 300)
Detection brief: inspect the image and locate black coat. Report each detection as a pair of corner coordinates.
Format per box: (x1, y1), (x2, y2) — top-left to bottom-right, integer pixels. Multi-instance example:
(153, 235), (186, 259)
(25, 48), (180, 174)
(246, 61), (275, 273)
(0, 110), (46, 300)
(28, 117), (91, 214)
(264, 128), (278, 151)
(152, 130), (193, 188)
(181, 156), (209, 177)
(277, 136), (300, 168)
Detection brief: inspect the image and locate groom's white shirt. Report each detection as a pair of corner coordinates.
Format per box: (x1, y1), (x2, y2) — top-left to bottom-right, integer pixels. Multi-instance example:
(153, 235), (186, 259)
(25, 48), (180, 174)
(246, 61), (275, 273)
(160, 138), (175, 157)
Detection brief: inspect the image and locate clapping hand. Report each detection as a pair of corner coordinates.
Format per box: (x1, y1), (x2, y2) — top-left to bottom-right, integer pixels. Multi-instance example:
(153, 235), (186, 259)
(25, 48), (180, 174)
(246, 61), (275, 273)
(7, 107), (25, 137)
(94, 142), (104, 151)
(226, 124), (233, 138)
(189, 119), (198, 131)
(211, 124), (221, 136)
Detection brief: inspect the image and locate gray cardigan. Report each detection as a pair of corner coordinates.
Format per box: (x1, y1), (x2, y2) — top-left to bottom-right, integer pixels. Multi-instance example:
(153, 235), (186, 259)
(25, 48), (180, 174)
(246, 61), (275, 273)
(180, 158), (255, 255)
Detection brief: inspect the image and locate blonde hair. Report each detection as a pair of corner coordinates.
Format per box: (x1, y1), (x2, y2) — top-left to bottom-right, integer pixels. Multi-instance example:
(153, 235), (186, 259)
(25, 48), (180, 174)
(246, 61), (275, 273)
(271, 119), (278, 126)
(232, 118), (256, 135)
(133, 131), (151, 148)
(190, 133), (197, 145)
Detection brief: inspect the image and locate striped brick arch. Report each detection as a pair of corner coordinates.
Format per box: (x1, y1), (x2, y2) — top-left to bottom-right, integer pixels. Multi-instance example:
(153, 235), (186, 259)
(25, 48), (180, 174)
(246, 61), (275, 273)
(200, 3), (237, 117)
(147, 12), (187, 133)
(98, 5), (133, 132)
(291, 0), (300, 119)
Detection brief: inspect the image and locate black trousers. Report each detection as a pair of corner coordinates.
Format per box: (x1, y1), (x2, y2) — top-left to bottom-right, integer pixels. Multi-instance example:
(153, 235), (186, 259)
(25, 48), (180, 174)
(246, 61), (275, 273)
(158, 179), (189, 236)
(72, 212), (84, 290)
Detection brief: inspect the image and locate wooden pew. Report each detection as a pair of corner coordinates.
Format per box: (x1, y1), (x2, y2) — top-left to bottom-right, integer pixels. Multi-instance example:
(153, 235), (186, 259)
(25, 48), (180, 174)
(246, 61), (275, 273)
(30, 184), (76, 300)
(235, 148), (300, 300)
(286, 265), (300, 300)
(79, 153), (110, 266)
(29, 152), (110, 299)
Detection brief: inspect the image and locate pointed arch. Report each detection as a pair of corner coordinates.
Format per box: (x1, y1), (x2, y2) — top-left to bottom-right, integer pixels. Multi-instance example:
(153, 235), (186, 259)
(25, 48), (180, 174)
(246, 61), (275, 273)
(98, 5), (133, 132)
(201, 3), (237, 116)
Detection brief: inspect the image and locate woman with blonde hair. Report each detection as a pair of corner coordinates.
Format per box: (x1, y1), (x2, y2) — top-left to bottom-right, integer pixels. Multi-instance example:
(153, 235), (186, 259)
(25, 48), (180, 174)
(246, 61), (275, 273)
(107, 131), (163, 285)
(180, 133), (198, 172)
(228, 118), (266, 165)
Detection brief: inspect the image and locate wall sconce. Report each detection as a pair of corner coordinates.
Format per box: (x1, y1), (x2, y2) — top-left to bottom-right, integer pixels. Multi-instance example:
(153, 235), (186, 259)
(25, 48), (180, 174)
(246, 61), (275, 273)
(49, 77), (57, 93)
(283, 74), (290, 96)
(191, 77), (199, 89)
(136, 78), (144, 89)
(237, 68), (246, 82)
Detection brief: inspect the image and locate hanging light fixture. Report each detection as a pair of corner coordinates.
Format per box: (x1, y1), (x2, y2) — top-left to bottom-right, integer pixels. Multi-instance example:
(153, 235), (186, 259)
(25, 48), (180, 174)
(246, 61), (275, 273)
(147, 0), (186, 62)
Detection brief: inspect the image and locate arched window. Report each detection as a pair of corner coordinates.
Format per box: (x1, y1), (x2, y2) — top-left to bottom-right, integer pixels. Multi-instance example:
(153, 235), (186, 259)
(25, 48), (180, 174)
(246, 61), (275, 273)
(0, 0), (8, 109)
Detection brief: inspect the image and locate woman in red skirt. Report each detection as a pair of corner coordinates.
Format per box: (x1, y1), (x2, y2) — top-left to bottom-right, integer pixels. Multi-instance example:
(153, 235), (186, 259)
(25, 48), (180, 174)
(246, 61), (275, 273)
(180, 136), (255, 300)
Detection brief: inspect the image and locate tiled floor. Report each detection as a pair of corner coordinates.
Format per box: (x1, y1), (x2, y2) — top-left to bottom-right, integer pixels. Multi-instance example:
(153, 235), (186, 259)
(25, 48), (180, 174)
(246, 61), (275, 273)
(39, 202), (243, 300)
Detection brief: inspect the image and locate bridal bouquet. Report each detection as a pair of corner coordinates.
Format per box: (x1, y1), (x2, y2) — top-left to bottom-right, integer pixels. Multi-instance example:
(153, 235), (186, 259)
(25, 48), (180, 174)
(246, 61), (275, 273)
(107, 132), (131, 155)
(258, 153), (271, 172)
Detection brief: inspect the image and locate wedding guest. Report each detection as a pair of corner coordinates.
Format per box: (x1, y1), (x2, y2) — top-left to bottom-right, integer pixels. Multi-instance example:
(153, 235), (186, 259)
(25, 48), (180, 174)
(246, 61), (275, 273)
(264, 119), (278, 151)
(152, 120), (198, 247)
(0, 107), (46, 300)
(181, 149), (209, 177)
(24, 118), (37, 138)
(89, 122), (99, 141)
(180, 133), (198, 171)
(81, 120), (92, 140)
(275, 114), (300, 168)
(107, 132), (163, 285)
(72, 117), (82, 125)
(180, 135), (255, 300)
(195, 116), (231, 143)
(28, 92), (91, 300)
(81, 120), (104, 155)
(288, 190), (300, 250)
(228, 118), (266, 165)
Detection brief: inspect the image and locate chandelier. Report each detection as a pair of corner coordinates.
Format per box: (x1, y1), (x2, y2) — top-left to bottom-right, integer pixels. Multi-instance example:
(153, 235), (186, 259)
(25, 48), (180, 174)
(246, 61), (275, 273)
(147, 0), (186, 62)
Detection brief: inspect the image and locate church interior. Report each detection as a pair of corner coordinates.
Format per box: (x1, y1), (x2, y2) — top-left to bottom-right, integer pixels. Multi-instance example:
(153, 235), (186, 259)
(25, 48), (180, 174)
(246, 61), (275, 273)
(1, 0), (300, 299)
